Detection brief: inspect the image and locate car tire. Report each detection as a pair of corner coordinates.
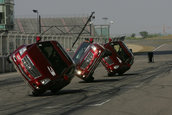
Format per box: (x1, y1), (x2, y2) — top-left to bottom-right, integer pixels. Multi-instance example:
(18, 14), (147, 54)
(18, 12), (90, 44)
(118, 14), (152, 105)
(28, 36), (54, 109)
(108, 72), (114, 77)
(7, 55), (11, 63)
(50, 81), (69, 94)
(50, 89), (59, 94)
(50, 86), (62, 94)
(32, 90), (45, 96)
(85, 76), (94, 82)
(118, 72), (124, 76)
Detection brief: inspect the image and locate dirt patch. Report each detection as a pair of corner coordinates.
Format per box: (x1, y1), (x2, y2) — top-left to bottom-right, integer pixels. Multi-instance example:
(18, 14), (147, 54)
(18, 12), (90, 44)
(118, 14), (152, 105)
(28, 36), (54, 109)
(147, 35), (172, 39)
(126, 44), (154, 53)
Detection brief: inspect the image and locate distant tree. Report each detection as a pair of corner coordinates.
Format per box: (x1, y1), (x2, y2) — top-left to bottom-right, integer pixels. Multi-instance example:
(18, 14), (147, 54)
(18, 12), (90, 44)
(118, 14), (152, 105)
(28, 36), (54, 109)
(139, 31), (148, 38)
(148, 33), (161, 38)
(131, 33), (136, 38)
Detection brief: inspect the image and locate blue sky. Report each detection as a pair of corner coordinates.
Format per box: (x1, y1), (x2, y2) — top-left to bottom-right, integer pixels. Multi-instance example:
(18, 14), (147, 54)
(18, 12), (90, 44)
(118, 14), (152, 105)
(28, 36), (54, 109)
(14, 0), (172, 35)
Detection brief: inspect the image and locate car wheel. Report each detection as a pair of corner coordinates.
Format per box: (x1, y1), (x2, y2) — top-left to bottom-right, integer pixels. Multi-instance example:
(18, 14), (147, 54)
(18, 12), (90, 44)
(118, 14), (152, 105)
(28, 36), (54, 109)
(108, 72), (114, 77)
(50, 87), (61, 94)
(85, 76), (94, 82)
(50, 81), (69, 94)
(32, 90), (45, 96)
(118, 72), (124, 76)
(7, 55), (11, 63)
(50, 89), (59, 94)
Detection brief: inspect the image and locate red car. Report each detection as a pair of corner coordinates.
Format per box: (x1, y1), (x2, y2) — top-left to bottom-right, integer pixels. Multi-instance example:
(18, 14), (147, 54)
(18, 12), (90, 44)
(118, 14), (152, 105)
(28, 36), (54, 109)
(9, 40), (75, 96)
(73, 41), (106, 82)
(101, 39), (134, 76)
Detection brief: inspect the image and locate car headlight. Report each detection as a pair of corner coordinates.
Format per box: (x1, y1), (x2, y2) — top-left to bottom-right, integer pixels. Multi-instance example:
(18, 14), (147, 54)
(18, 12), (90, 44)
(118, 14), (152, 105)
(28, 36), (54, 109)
(76, 70), (82, 75)
(117, 57), (122, 63)
(19, 47), (27, 56)
(129, 58), (134, 65)
(13, 54), (17, 62)
(114, 65), (119, 69)
(40, 78), (51, 85)
(91, 46), (97, 52)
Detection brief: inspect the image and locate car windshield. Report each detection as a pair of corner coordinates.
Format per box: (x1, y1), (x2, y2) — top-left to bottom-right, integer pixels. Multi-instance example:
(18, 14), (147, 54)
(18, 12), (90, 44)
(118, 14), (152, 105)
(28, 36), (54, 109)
(37, 42), (67, 75)
(73, 42), (90, 64)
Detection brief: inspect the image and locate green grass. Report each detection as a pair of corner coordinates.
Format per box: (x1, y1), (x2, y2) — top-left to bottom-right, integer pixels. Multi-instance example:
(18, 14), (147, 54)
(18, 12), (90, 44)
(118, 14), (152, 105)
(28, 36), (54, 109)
(127, 35), (172, 40)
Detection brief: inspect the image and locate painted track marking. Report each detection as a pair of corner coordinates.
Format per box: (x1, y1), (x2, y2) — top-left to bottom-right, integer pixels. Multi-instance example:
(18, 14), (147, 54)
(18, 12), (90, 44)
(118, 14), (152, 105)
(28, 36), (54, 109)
(89, 99), (111, 106)
(153, 44), (166, 51)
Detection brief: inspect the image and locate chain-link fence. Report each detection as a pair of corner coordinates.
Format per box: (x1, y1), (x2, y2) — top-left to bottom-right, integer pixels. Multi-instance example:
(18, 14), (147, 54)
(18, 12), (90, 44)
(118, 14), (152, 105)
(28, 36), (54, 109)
(0, 56), (15, 73)
(0, 32), (104, 56)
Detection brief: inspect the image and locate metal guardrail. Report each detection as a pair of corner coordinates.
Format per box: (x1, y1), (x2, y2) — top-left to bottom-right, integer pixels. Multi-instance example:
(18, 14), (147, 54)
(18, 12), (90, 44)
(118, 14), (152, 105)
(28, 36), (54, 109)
(0, 32), (104, 56)
(0, 56), (16, 73)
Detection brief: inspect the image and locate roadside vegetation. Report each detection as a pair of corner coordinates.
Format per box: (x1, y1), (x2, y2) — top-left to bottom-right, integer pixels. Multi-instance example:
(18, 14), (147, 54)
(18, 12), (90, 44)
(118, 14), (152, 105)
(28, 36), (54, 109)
(126, 31), (172, 40)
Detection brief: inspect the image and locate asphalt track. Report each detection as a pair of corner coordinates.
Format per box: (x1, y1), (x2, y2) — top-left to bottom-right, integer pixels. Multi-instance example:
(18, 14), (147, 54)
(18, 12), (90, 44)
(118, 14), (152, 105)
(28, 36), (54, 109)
(0, 39), (172, 115)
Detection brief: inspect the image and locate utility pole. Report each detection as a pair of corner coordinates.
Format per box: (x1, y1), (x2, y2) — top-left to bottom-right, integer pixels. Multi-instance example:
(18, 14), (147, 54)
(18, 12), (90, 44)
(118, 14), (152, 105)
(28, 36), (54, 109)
(72, 12), (95, 48)
(33, 9), (41, 34)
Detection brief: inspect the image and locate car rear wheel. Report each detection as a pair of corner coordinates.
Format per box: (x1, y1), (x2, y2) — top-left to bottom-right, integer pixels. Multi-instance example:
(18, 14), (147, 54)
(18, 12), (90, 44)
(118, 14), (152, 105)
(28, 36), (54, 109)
(118, 72), (124, 76)
(108, 72), (114, 77)
(85, 75), (94, 82)
(50, 86), (62, 94)
(50, 81), (70, 94)
(32, 90), (45, 96)
(7, 55), (11, 63)
(50, 89), (60, 94)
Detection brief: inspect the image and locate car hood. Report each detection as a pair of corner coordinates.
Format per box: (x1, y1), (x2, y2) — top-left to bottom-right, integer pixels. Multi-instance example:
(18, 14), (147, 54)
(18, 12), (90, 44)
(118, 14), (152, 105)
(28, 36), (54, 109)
(26, 45), (60, 79)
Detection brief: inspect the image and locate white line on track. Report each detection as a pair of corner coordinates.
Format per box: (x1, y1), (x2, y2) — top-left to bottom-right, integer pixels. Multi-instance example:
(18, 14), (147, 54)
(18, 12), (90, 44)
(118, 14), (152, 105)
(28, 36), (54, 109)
(89, 99), (111, 107)
(44, 99), (111, 109)
(153, 44), (166, 51)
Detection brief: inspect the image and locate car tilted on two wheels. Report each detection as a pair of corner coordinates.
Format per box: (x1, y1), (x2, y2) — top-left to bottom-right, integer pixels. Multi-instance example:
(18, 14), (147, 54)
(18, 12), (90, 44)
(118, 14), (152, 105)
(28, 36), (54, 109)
(9, 37), (134, 96)
(73, 41), (107, 82)
(9, 40), (75, 96)
(102, 40), (134, 76)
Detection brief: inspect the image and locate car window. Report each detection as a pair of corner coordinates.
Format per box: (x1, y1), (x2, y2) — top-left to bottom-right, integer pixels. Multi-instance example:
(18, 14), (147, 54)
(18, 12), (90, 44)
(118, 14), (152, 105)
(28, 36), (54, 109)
(73, 42), (90, 64)
(112, 43), (130, 62)
(37, 42), (68, 75)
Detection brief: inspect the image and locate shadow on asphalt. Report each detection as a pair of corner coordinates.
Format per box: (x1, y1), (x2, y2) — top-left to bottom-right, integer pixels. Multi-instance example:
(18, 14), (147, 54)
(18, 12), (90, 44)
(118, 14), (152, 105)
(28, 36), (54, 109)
(29, 89), (86, 97)
(121, 73), (140, 76)
(79, 73), (139, 84)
